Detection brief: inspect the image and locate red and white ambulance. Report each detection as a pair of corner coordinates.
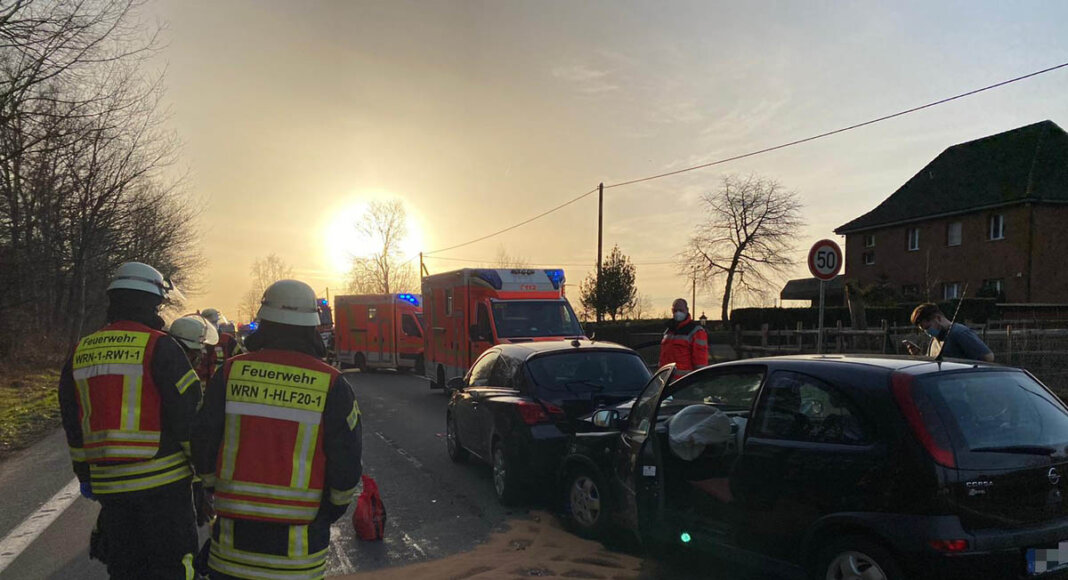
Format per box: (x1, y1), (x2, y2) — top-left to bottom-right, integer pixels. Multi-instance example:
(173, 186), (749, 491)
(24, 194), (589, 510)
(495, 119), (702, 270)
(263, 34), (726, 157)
(421, 268), (584, 391)
(333, 293), (425, 372)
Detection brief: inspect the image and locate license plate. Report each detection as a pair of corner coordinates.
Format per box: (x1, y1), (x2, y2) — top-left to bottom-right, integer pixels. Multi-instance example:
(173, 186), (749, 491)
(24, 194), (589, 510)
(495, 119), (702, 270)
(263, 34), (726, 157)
(1027, 544), (1068, 575)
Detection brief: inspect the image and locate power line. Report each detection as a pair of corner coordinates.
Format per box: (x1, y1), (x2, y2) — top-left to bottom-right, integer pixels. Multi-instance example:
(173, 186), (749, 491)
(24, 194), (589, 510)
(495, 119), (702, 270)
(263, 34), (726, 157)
(423, 254), (678, 267)
(423, 61), (1068, 254)
(423, 186), (599, 255)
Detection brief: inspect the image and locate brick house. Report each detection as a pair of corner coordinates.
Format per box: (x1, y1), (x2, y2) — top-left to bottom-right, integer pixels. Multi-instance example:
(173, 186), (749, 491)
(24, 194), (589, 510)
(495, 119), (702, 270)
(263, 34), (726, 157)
(834, 120), (1068, 304)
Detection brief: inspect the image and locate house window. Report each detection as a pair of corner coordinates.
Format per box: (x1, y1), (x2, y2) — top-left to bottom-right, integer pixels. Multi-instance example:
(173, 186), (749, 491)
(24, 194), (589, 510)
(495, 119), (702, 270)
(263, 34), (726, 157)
(907, 228), (920, 251)
(902, 284), (920, 298)
(862, 252), (875, 265)
(943, 282), (962, 300)
(989, 214), (1005, 240)
(947, 222), (962, 247)
(982, 278), (1004, 298)
(863, 235), (875, 248)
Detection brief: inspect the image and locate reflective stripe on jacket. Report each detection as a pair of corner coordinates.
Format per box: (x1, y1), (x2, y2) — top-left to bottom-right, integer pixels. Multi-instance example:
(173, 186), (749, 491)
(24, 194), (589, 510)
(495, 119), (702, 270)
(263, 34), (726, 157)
(69, 321), (195, 493)
(213, 351), (340, 525)
(658, 318), (709, 376)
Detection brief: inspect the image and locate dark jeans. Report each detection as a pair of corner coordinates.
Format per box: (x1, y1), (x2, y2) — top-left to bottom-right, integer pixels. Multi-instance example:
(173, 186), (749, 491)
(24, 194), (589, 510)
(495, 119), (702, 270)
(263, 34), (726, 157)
(97, 481), (198, 580)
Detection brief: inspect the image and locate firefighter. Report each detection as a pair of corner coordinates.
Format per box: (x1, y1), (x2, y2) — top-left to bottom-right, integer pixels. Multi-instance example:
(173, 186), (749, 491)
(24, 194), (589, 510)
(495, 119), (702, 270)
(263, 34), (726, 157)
(192, 279), (362, 580)
(659, 298), (709, 379)
(169, 314), (220, 384)
(199, 308), (244, 379)
(58, 261), (201, 579)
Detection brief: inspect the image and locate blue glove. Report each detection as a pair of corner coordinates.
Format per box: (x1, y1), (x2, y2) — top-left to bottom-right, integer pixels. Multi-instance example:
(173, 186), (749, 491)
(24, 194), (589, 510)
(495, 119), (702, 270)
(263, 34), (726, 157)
(80, 481), (96, 501)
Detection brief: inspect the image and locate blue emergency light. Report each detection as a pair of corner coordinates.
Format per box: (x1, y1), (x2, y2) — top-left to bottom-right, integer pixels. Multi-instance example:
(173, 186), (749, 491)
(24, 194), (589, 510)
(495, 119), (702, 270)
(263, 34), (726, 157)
(397, 293), (420, 306)
(318, 298), (328, 306)
(248, 321), (259, 332)
(544, 269), (565, 289)
(474, 269), (504, 290)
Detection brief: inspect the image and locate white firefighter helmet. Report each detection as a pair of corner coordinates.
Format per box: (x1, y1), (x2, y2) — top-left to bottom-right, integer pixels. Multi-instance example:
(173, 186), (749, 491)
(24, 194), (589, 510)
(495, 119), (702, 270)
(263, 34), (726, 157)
(257, 280), (321, 327)
(200, 308), (228, 328)
(107, 262), (171, 298)
(169, 315), (220, 351)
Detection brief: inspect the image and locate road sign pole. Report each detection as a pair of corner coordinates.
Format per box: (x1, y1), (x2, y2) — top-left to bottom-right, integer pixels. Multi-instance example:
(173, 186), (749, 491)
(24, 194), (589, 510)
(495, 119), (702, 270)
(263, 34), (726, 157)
(817, 279), (825, 354)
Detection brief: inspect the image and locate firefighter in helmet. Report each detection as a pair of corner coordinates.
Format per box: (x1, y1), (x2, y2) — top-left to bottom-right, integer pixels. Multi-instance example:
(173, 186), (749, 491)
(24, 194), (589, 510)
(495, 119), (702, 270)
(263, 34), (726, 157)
(199, 308), (244, 379)
(170, 314), (219, 384)
(58, 261), (201, 579)
(192, 279), (362, 579)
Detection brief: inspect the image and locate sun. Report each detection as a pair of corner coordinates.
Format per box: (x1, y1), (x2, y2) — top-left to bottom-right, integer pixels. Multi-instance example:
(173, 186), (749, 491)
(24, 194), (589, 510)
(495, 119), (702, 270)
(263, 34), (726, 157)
(323, 197), (425, 276)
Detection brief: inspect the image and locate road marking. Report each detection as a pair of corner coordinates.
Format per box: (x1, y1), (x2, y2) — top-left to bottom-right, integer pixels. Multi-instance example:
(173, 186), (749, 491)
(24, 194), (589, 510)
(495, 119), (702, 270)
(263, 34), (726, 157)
(0, 477), (81, 573)
(401, 531), (427, 558)
(328, 522), (356, 574)
(373, 431), (424, 470)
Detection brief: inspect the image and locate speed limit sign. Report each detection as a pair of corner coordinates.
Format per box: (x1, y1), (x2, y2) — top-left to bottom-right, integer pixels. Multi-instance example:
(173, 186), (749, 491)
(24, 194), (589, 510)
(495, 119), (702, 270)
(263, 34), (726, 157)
(808, 239), (842, 281)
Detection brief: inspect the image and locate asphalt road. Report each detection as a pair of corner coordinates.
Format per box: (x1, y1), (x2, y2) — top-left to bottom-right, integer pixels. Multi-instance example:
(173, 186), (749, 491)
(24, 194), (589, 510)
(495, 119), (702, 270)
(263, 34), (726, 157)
(0, 371), (749, 579)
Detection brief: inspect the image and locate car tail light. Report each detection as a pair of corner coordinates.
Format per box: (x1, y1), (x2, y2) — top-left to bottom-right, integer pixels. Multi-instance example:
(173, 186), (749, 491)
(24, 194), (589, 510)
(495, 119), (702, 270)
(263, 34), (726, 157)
(891, 372), (956, 468)
(516, 401), (566, 425)
(929, 539), (969, 553)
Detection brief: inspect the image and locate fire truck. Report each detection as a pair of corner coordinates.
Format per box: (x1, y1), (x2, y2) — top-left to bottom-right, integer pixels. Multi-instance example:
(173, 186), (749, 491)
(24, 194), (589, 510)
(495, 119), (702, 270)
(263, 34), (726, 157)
(333, 293), (424, 372)
(421, 268), (584, 392)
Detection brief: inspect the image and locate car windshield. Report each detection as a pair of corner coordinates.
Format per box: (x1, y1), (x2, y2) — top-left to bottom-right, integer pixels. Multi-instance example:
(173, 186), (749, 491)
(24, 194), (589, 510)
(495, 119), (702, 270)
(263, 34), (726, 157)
(491, 300), (583, 338)
(919, 371), (1068, 454)
(527, 351), (651, 397)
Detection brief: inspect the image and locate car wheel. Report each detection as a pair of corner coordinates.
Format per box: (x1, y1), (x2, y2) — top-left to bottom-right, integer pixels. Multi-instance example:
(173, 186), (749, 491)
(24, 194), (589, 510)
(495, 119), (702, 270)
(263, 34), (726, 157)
(446, 414), (468, 463)
(492, 441), (522, 506)
(354, 353), (367, 372)
(564, 466), (609, 539)
(814, 535), (904, 580)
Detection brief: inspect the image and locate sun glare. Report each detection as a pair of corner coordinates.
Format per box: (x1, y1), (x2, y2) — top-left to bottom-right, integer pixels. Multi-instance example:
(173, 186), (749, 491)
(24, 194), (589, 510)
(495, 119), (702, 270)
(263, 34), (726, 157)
(324, 197), (425, 277)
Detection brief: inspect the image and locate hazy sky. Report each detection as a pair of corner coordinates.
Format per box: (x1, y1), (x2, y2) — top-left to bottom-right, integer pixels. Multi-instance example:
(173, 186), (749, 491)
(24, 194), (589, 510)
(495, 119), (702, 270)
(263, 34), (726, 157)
(149, 0), (1068, 321)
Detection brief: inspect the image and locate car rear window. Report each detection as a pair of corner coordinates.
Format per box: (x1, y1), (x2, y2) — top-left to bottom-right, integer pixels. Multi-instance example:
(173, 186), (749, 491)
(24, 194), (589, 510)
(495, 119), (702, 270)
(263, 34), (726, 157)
(527, 351), (651, 398)
(919, 371), (1068, 461)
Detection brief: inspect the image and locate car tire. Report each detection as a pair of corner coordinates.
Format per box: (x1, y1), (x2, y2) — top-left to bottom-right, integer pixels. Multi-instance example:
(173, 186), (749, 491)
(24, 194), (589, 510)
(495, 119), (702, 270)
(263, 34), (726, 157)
(813, 535), (904, 580)
(492, 441), (523, 506)
(446, 414), (468, 463)
(354, 353), (367, 373)
(563, 465), (610, 539)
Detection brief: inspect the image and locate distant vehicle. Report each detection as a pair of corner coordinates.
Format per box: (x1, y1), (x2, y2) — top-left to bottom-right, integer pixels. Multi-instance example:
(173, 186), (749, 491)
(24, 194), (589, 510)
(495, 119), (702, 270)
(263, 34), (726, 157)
(317, 297), (334, 362)
(333, 294), (424, 372)
(445, 340), (651, 505)
(561, 355), (1068, 580)
(422, 268), (584, 394)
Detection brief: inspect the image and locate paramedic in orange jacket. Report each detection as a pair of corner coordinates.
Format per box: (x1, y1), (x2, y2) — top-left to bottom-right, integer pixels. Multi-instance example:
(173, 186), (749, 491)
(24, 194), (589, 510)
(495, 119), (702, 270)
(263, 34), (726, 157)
(658, 298), (709, 378)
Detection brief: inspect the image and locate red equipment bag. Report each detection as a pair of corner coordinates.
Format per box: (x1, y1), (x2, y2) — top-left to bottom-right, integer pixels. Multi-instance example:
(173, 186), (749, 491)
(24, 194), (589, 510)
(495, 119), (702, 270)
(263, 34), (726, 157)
(352, 475), (386, 541)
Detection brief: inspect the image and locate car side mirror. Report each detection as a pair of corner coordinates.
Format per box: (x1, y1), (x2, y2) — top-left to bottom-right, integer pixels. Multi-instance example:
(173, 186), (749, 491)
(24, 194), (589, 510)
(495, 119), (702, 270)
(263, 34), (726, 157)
(447, 377), (466, 391)
(592, 409), (620, 429)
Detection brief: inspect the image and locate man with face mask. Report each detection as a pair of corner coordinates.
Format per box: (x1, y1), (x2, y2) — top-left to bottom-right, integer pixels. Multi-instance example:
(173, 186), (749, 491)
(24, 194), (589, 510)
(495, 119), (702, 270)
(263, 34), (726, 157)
(659, 298), (709, 379)
(904, 302), (994, 362)
(169, 314), (220, 384)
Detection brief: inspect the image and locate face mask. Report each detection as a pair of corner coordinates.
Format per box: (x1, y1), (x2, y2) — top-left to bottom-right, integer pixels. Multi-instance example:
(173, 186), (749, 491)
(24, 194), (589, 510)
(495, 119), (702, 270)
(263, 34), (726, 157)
(673, 311), (687, 322)
(924, 325), (940, 339)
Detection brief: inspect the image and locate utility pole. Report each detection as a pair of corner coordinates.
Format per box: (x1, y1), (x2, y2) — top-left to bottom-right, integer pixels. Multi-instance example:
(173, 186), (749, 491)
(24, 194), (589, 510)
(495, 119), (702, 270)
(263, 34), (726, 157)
(692, 267), (697, 315)
(596, 182), (604, 324)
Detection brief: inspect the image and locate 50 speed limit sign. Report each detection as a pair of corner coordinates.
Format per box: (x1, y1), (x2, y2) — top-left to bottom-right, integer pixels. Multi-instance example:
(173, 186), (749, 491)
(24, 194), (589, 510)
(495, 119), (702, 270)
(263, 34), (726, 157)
(808, 239), (842, 281)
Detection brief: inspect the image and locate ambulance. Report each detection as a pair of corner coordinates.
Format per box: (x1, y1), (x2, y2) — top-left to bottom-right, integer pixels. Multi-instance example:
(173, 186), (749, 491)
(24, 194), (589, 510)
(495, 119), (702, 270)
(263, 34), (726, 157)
(421, 268), (584, 391)
(333, 293), (425, 372)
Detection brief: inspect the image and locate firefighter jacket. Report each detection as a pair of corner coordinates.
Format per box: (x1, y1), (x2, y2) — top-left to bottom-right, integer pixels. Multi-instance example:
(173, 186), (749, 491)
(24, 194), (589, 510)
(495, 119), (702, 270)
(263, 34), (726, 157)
(199, 331), (243, 381)
(658, 317), (709, 377)
(191, 345), (362, 580)
(58, 320), (202, 495)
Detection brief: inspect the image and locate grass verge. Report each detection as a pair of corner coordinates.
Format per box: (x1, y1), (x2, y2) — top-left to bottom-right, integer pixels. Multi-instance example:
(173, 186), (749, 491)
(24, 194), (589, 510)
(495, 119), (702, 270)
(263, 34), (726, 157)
(0, 369), (61, 459)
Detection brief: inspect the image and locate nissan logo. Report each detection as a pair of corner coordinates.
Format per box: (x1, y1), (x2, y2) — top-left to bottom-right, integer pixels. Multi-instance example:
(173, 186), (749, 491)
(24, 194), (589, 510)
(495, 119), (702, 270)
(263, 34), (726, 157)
(1050, 468), (1062, 486)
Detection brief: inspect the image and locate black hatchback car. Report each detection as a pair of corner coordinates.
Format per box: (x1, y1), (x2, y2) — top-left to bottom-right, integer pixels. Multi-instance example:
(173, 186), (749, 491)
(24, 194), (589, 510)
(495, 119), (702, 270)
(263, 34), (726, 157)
(560, 355), (1068, 579)
(446, 340), (651, 505)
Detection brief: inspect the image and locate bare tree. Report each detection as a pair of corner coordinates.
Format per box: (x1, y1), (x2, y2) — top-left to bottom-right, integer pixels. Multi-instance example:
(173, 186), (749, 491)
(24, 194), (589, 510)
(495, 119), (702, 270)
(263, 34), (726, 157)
(629, 292), (653, 320)
(493, 245), (529, 269)
(346, 199), (416, 294)
(237, 253), (293, 322)
(682, 174), (804, 323)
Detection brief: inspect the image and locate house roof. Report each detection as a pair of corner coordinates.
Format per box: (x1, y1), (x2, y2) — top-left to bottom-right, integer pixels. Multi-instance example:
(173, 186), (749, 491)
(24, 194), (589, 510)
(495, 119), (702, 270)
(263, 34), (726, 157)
(780, 276), (845, 301)
(835, 120), (1068, 234)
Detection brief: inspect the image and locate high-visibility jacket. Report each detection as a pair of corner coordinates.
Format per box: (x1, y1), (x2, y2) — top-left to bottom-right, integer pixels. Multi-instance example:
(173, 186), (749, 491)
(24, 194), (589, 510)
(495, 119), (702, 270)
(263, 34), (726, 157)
(61, 321), (201, 495)
(659, 317), (709, 378)
(210, 350), (344, 525)
(200, 332), (243, 380)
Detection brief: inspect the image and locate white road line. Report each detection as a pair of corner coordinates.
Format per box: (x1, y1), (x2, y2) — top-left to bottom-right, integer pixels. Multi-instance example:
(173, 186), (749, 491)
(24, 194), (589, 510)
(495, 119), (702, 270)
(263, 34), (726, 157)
(373, 431), (424, 470)
(328, 522), (356, 575)
(0, 478), (82, 574)
(401, 532), (428, 558)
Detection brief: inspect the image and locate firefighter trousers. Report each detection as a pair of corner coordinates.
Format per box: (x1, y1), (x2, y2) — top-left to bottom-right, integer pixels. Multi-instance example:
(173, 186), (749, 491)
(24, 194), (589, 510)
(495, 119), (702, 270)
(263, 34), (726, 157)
(206, 511), (339, 580)
(97, 480), (198, 580)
